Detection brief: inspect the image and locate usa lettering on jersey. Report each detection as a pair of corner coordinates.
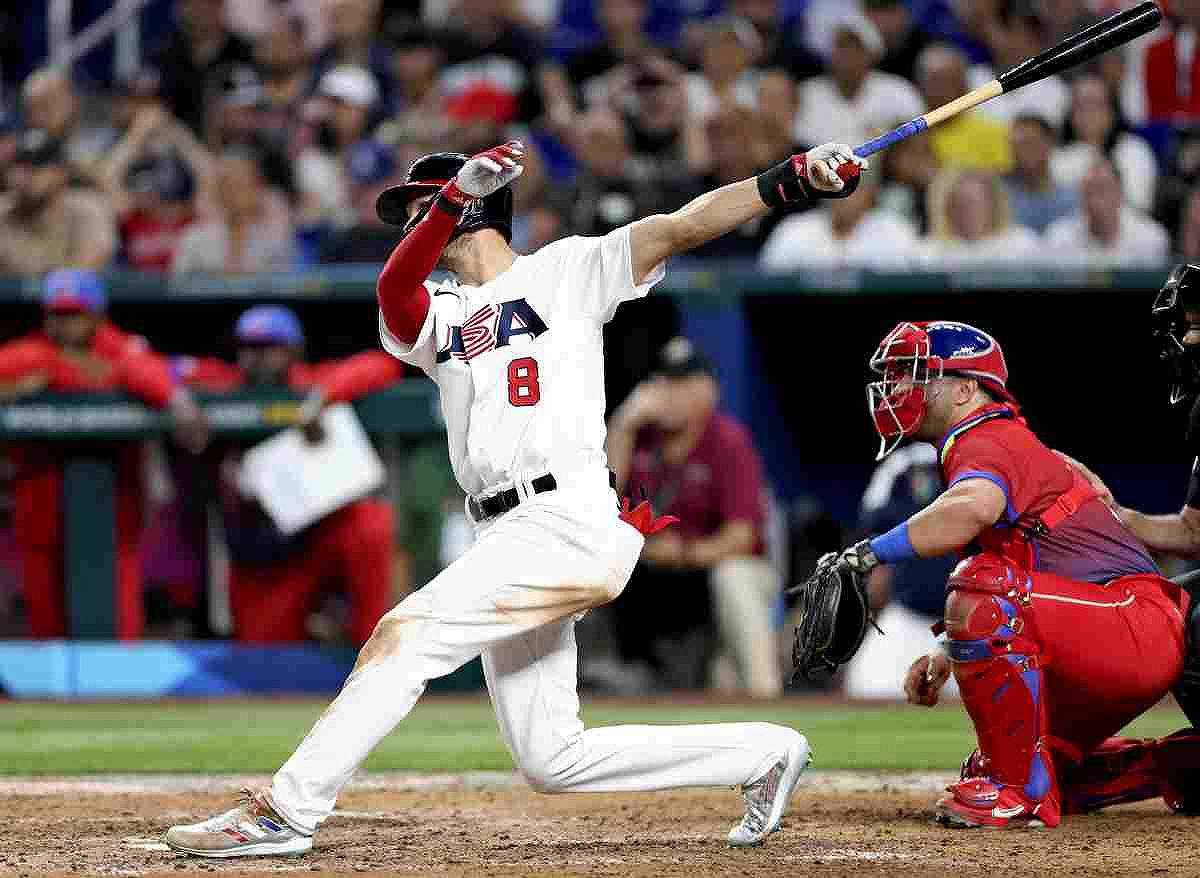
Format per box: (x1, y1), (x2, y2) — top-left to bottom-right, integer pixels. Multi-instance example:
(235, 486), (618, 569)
(436, 297), (549, 363)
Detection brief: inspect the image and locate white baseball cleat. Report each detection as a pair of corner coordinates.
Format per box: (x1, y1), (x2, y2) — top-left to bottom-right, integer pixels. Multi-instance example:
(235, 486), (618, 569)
(727, 731), (811, 847)
(164, 788), (312, 858)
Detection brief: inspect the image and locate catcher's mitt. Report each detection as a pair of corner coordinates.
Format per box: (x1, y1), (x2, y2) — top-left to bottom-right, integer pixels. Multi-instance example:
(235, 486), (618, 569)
(788, 541), (883, 680)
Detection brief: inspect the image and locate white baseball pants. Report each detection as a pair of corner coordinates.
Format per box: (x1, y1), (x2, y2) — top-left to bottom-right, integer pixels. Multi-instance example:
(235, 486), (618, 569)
(268, 474), (800, 834)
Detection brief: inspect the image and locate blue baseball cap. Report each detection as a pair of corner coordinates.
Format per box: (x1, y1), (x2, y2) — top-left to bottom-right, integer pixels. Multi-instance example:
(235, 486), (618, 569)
(42, 269), (107, 313)
(234, 305), (305, 346)
(348, 140), (397, 188)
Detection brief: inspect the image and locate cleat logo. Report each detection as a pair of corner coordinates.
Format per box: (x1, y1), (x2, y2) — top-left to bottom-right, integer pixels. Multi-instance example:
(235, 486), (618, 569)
(992, 804), (1026, 818)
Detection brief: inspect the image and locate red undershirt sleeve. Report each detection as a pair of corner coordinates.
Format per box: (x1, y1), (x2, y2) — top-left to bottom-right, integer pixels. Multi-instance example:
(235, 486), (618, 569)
(376, 196), (462, 345)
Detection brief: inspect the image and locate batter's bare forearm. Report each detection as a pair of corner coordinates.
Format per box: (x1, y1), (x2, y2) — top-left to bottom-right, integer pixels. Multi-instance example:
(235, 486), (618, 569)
(629, 179), (767, 281)
(1116, 507), (1200, 557)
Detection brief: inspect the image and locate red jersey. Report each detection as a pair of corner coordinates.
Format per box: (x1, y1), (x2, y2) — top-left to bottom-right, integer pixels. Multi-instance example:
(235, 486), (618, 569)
(120, 209), (196, 273)
(167, 350), (405, 559)
(171, 351), (404, 402)
(1143, 31), (1200, 123)
(938, 404), (1157, 583)
(628, 411), (768, 553)
(0, 327), (174, 406)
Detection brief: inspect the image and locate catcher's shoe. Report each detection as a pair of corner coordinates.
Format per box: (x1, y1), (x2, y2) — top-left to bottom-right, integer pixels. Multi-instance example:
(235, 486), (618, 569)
(936, 777), (1061, 829)
(164, 788), (312, 858)
(728, 730), (811, 847)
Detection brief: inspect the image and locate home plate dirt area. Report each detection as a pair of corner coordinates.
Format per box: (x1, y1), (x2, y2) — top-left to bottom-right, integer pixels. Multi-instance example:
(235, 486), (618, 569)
(0, 772), (1193, 877)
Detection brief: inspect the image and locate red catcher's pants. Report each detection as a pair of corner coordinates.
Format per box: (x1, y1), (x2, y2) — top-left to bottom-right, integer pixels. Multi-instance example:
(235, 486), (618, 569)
(949, 564), (1188, 769)
(13, 448), (146, 640)
(229, 499), (394, 645)
(1034, 572), (1188, 757)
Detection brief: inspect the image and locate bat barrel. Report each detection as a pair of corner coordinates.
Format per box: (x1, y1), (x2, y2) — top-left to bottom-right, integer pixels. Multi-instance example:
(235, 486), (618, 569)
(999, 1), (1161, 93)
(853, 2), (1162, 160)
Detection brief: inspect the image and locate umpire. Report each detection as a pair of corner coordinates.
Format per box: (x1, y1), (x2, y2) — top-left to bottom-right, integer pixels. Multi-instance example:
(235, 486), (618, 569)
(1062, 262), (1200, 727)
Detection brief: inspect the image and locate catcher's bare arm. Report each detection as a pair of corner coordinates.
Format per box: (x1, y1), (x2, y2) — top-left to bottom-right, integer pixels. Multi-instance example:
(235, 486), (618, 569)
(905, 478), (1007, 557)
(788, 476), (1005, 680)
(628, 143), (866, 282)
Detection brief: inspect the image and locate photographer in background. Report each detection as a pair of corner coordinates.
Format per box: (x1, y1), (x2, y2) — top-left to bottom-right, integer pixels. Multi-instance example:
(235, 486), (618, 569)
(607, 337), (783, 698)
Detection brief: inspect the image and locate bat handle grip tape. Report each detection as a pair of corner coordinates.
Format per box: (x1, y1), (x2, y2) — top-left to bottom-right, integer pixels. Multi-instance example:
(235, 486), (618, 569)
(854, 79), (1004, 158)
(855, 118), (928, 159)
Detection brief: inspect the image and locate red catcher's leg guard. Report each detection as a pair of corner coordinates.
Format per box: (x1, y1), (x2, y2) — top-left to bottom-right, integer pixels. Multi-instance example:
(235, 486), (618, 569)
(939, 554), (1060, 828)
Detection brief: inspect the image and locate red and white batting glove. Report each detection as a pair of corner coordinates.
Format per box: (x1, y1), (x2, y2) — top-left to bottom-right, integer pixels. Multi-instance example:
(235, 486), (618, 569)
(618, 497), (679, 537)
(756, 142), (867, 207)
(439, 140), (525, 208)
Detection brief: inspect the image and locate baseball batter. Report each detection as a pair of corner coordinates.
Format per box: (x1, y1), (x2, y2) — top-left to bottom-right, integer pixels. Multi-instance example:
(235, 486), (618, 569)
(165, 138), (867, 857)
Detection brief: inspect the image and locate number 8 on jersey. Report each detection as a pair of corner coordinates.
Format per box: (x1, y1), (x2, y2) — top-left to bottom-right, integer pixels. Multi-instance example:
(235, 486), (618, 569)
(508, 356), (540, 406)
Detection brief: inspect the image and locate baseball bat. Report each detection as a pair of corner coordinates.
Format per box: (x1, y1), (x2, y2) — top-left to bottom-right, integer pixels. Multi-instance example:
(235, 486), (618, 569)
(853, 0), (1162, 159)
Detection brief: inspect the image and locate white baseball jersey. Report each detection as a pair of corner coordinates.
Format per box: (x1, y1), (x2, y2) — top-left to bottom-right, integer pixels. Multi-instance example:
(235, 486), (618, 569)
(270, 224), (800, 836)
(378, 225), (664, 497)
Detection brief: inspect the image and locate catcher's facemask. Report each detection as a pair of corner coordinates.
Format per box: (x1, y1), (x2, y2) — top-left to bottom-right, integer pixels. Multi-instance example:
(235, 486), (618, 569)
(867, 323), (939, 461)
(867, 321), (1016, 460)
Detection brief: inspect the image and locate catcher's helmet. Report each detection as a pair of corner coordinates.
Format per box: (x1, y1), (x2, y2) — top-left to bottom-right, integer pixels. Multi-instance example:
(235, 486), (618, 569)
(375, 152), (513, 242)
(867, 321), (1015, 460)
(1152, 263), (1200, 404)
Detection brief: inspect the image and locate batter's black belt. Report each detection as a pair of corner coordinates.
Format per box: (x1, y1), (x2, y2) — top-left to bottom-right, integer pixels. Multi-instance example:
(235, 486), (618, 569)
(469, 470), (617, 523)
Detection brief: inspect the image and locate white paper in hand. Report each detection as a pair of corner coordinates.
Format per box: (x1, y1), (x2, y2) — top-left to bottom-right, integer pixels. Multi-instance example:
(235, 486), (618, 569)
(238, 404), (385, 535)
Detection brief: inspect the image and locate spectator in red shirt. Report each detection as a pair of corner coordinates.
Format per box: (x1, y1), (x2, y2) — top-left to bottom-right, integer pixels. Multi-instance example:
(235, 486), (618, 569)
(606, 337), (782, 697)
(1144, 0), (1200, 122)
(115, 153), (200, 272)
(99, 102), (215, 272)
(173, 305), (404, 645)
(0, 269), (207, 639)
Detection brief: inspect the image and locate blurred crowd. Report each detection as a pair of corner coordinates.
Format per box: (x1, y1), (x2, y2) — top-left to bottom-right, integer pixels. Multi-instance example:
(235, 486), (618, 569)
(2, 0), (1200, 275)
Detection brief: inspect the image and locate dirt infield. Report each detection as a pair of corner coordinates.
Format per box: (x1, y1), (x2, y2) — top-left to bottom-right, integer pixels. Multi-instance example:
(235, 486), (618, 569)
(1, 772), (1193, 877)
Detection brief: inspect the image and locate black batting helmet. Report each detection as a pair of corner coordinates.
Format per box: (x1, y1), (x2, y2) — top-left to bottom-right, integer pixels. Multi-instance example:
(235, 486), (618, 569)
(1152, 263), (1200, 404)
(375, 152), (513, 242)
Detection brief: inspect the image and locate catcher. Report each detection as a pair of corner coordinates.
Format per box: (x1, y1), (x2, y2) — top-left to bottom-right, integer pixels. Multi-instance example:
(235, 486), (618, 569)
(790, 319), (1199, 828)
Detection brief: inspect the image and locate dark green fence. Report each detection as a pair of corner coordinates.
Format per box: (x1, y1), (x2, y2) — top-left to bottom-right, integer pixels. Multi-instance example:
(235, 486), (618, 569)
(4, 385), (441, 638)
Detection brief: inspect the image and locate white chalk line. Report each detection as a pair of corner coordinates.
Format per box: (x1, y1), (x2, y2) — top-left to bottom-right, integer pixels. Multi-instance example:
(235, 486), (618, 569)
(0, 770), (951, 798)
